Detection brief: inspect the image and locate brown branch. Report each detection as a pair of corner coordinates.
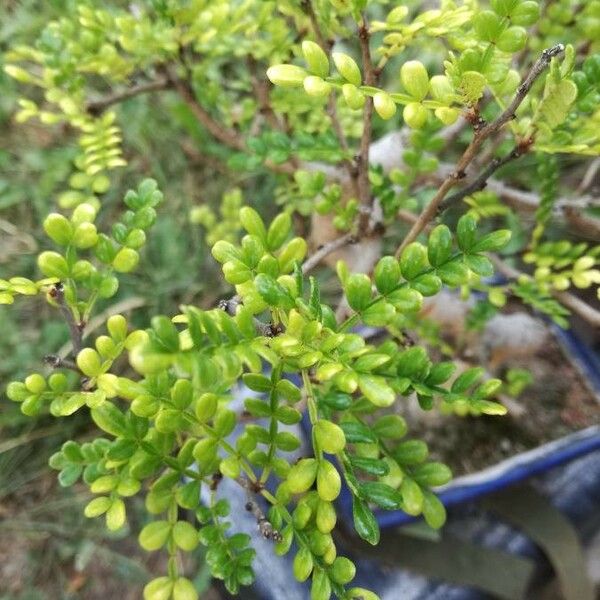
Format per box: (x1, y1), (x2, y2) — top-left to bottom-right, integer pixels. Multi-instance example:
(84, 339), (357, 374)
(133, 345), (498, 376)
(246, 56), (285, 132)
(86, 78), (172, 115)
(239, 476), (282, 542)
(395, 44), (565, 257)
(49, 283), (83, 355)
(490, 255), (600, 328)
(437, 144), (525, 213)
(357, 15), (376, 236)
(167, 69), (246, 152)
(301, 231), (357, 274)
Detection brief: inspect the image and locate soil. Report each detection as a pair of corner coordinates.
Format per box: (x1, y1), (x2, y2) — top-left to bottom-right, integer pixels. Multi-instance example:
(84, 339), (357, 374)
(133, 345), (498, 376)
(399, 332), (600, 478)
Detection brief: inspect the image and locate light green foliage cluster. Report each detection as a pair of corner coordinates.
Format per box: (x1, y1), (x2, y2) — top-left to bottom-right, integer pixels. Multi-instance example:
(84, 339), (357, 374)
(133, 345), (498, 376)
(2, 1), (599, 599)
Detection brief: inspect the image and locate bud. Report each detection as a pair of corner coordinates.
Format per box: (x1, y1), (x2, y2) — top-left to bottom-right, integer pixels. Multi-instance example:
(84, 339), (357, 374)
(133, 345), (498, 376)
(267, 64), (307, 87)
(239, 206), (267, 239)
(400, 477), (424, 516)
(172, 521), (199, 551)
(266, 212), (291, 251)
(21, 394), (43, 416)
(25, 373), (46, 394)
(429, 75), (455, 103)
(43, 213), (72, 245)
(342, 83), (366, 110)
(71, 260), (94, 280)
(314, 420), (346, 454)
(497, 25), (527, 53)
(98, 274), (119, 298)
(38, 251), (69, 279)
(316, 499), (337, 533)
(373, 91), (396, 120)
(333, 369), (358, 393)
(84, 496), (112, 518)
(193, 437), (218, 465)
(331, 556), (356, 585)
(112, 247), (139, 273)
(143, 577), (173, 600)
(345, 273), (372, 311)
(293, 547), (313, 582)
(125, 228), (146, 249)
(403, 102), (428, 129)
(211, 240), (239, 263)
(278, 237), (307, 272)
(332, 52), (361, 86)
(302, 40), (329, 77)
(71, 203), (97, 225)
(195, 392), (218, 422)
(293, 501), (312, 529)
(303, 75), (331, 97)
(107, 314), (127, 341)
(316, 460), (341, 501)
(105, 498), (126, 530)
(72, 222), (98, 248)
(434, 107), (459, 125)
(7, 381), (29, 402)
(76, 347), (103, 377)
(287, 458), (318, 494)
(400, 60), (429, 101)
(173, 577), (198, 600)
(219, 455), (241, 479)
(95, 335), (117, 359)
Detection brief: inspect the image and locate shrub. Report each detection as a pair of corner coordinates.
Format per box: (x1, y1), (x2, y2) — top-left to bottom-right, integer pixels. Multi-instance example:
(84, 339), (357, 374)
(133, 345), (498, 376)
(3, 1), (599, 599)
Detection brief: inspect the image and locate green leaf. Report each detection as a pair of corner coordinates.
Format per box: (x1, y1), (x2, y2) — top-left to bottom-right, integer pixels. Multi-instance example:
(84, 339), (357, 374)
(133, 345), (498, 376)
(360, 482), (402, 510)
(465, 254), (494, 276)
(266, 212), (291, 251)
(345, 273), (372, 311)
(352, 497), (380, 545)
(422, 491), (447, 529)
(427, 225), (453, 267)
(457, 214), (477, 252)
(358, 375), (396, 407)
(240, 206), (267, 240)
(451, 367), (484, 393)
(91, 403), (129, 437)
(412, 462), (452, 487)
(139, 520), (171, 551)
(255, 273), (294, 308)
(374, 256), (401, 294)
(340, 421), (377, 444)
(400, 243), (429, 280)
(349, 456), (390, 476)
(372, 415), (407, 439)
(400, 478), (424, 515)
(394, 440), (428, 465)
(243, 373), (272, 392)
(471, 229), (512, 253)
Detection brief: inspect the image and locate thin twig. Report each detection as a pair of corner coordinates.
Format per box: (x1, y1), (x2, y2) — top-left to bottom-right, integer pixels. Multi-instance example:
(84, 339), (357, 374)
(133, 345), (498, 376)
(166, 69), (246, 152)
(357, 15), (376, 236)
(239, 476), (282, 542)
(49, 283), (83, 355)
(437, 144), (525, 213)
(43, 355), (78, 371)
(576, 157), (600, 195)
(395, 44), (565, 257)
(301, 231), (357, 273)
(86, 78), (172, 115)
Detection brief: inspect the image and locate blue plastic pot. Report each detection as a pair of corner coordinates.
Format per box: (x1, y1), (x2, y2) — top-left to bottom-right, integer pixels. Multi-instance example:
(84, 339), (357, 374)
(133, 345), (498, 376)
(332, 324), (600, 528)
